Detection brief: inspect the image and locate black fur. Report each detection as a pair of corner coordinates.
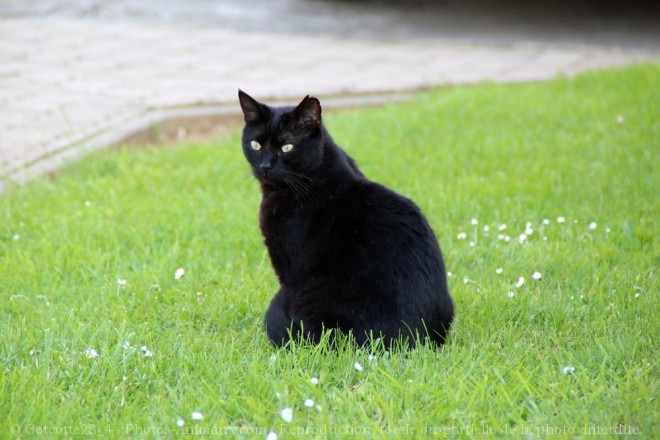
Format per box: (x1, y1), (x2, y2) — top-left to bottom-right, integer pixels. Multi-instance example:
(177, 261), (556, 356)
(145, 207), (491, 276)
(238, 90), (454, 348)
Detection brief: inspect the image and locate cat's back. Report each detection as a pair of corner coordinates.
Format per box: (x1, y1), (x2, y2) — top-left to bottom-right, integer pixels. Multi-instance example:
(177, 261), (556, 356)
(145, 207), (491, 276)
(335, 180), (439, 249)
(301, 178), (451, 344)
(308, 178), (445, 282)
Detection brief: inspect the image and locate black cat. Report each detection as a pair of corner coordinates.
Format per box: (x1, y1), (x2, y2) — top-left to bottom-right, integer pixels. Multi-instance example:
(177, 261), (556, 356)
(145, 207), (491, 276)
(238, 90), (453, 348)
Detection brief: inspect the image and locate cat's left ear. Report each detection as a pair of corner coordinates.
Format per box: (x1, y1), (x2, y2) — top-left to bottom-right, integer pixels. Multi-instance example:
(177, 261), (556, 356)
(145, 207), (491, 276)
(238, 89), (268, 123)
(292, 95), (322, 128)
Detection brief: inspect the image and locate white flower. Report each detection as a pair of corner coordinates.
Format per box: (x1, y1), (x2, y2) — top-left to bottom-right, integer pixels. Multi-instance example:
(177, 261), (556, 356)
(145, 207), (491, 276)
(483, 225), (490, 232)
(508, 291), (515, 298)
(84, 200), (92, 207)
(471, 218), (478, 226)
(515, 277), (525, 289)
(496, 268), (503, 274)
(191, 411), (204, 421)
(85, 348), (99, 359)
(525, 226), (534, 235)
(310, 377), (319, 385)
(518, 234), (527, 243)
(368, 354), (377, 361)
(504, 235), (511, 242)
(304, 399), (314, 408)
(269, 354), (277, 362)
(13, 234), (20, 241)
(176, 418), (185, 428)
(141, 345), (154, 357)
(588, 222), (597, 230)
(616, 115), (624, 123)
(532, 271), (543, 280)
(266, 431), (278, 440)
(562, 366), (575, 375)
(605, 228), (611, 233)
(354, 362), (364, 372)
(498, 224), (507, 231)
(457, 232), (467, 240)
(117, 278), (127, 287)
(497, 234), (504, 240)
(542, 219), (550, 225)
(123, 341), (131, 349)
(634, 293), (640, 298)
(447, 271), (452, 277)
(463, 277), (469, 285)
(280, 407), (293, 423)
(175, 268), (185, 279)
(557, 217), (566, 224)
(469, 241), (475, 247)
(29, 350), (35, 356)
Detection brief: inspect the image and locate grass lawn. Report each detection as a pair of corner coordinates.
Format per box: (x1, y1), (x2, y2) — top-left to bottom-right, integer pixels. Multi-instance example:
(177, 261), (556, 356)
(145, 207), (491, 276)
(1, 64), (658, 439)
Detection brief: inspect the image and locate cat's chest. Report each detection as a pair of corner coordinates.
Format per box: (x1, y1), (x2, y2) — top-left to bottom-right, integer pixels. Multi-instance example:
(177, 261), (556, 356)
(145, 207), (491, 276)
(259, 198), (314, 264)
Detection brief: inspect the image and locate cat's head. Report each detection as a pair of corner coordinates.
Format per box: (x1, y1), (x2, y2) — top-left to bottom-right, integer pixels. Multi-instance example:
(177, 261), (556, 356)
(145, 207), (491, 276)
(238, 90), (324, 186)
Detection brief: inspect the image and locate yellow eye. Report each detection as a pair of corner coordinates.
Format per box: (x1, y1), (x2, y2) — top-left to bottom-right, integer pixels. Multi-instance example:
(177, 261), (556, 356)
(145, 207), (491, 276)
(250, 140), (261, 151)
(282, 144), (294, 153)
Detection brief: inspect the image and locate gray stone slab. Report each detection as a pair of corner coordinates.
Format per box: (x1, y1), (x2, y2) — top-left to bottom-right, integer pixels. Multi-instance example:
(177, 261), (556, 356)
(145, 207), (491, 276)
(0, 9), (657, 191)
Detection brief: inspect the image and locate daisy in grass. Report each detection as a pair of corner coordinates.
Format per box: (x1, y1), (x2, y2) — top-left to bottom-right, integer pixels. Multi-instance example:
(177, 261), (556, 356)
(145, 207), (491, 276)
(85, 348), (99, 359)
(175, 268), (185, 279)
(280, 408), (293, 423)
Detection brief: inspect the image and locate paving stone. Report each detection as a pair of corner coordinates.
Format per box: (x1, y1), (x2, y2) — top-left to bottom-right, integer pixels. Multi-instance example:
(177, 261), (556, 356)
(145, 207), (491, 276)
(0, 11), (657, 188)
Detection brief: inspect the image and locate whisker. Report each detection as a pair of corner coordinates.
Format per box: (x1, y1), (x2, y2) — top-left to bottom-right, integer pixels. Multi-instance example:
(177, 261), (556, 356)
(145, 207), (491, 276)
(282, 175), (306, 198)
(298, 179), (322, 205)
(291, 171), (322, 183)
(283, 173), (320, 202)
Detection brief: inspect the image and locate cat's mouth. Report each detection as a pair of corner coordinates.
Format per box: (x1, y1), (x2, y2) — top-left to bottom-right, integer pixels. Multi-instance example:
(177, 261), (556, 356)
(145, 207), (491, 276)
(256, 170), (283, 186)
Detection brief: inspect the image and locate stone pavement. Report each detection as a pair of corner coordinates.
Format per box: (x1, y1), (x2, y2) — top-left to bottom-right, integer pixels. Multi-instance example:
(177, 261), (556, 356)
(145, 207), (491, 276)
(1, 4), (658, 192)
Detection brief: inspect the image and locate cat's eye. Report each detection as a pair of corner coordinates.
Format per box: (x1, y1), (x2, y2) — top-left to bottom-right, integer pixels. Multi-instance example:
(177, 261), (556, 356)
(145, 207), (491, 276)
(281, 144), (294, 153)
(250, 140), (261, 151)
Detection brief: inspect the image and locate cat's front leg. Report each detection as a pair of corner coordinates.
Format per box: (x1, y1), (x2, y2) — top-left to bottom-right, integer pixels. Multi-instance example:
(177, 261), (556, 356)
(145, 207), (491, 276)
(264, 287), (300, 347)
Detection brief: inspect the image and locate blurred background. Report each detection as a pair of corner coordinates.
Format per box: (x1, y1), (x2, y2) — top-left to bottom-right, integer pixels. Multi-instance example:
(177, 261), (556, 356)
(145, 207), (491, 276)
(1, 0), (658, 190)
(2, 0), (659, 47)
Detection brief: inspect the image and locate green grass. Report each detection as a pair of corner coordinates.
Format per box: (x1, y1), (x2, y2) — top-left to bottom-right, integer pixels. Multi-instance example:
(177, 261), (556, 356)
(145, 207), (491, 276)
(1, 64), (658, 439)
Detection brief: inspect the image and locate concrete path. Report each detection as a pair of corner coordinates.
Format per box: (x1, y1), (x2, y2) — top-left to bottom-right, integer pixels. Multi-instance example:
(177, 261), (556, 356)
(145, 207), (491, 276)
(1, 2), (658, 192)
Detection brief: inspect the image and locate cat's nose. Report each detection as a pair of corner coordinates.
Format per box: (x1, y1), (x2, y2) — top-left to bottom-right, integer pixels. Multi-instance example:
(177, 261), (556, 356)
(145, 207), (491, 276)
(260, 162), (272, 171)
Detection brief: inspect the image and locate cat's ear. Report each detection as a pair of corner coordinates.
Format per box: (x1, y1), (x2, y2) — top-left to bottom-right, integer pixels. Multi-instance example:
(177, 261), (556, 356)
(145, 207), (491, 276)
(238, 90), (267, 123)
(292, 95), (322, 129)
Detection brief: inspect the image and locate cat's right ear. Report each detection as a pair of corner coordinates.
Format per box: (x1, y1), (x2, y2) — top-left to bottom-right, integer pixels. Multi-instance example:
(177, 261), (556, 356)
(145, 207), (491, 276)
(238, 90), (267, 123)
